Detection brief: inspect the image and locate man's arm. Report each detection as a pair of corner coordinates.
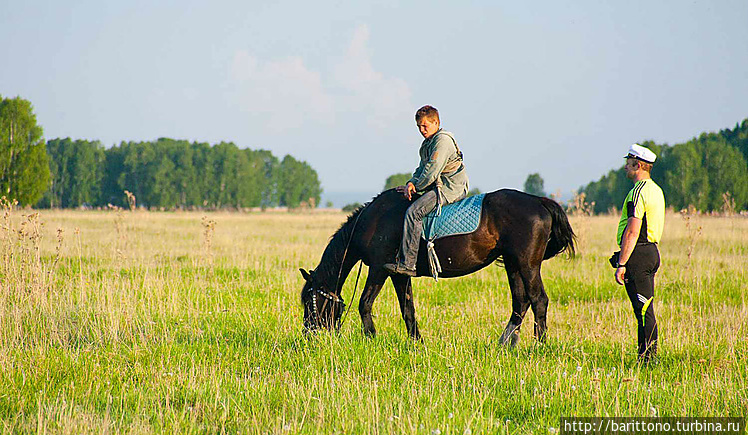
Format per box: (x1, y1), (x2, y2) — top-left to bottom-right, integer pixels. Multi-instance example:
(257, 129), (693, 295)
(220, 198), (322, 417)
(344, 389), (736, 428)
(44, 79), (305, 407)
(615, 216), (642, 285)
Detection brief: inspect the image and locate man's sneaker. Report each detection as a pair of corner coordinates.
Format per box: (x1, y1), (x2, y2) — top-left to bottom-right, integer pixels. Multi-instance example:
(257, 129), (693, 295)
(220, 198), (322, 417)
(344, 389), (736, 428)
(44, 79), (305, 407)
(383, 263), (416, 277)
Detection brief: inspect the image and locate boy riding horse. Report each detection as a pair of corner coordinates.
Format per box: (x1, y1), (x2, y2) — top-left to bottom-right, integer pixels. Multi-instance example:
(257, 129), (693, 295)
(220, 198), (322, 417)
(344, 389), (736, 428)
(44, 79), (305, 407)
(384, 105), (469, 277)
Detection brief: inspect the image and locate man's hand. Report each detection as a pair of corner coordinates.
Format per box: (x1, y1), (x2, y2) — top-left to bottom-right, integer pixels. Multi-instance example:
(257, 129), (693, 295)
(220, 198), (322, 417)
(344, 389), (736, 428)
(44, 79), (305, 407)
(395, 183), (416, 201)
(615, 266), (626, 285)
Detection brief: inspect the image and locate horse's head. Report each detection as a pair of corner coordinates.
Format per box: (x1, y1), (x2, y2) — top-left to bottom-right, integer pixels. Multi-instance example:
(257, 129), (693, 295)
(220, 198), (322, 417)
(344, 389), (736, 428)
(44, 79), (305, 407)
(299, 268), (346, 332)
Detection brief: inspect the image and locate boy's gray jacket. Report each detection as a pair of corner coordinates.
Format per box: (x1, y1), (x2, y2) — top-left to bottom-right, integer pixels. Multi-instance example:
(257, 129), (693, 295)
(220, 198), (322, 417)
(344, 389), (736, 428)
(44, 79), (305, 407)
(408, 129), (469, 205)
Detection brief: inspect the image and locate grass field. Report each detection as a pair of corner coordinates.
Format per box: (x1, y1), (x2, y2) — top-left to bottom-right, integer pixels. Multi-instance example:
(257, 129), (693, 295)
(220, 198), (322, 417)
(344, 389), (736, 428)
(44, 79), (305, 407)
(1, 204), (746, 434)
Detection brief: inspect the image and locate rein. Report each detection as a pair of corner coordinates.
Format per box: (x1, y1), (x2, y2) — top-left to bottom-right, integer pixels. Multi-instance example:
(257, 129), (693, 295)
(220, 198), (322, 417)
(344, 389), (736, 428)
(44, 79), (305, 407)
(339, 260), (363, 327)
(331, 204), (366, 327)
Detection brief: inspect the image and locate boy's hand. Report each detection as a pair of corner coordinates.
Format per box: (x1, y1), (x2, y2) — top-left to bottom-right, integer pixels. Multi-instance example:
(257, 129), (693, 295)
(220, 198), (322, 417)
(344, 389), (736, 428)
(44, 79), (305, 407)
(395, 183), (416, 200)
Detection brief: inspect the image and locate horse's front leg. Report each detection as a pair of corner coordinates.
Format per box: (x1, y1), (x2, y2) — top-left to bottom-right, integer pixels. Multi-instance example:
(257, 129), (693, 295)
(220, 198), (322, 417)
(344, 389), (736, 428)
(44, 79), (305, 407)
(358, 268), (388, 337)
(391, 275), (421, 340)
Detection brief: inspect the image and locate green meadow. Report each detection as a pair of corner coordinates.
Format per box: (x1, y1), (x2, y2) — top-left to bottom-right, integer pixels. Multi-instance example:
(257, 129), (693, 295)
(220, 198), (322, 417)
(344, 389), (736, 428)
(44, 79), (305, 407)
(1, 205), (746, 434)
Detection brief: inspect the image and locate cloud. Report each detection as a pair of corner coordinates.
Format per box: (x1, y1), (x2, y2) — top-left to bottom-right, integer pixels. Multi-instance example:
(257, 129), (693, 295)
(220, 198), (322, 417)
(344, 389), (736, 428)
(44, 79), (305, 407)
(228, 24), (412, 132)
(230, 51), (335, 130)
(333, 25), (413, 128)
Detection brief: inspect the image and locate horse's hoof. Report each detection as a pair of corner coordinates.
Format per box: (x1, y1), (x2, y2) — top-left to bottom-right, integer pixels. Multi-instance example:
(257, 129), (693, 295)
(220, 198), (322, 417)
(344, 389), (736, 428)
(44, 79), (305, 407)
(499, 323), (521, 346)
(499, 333), (519, 347)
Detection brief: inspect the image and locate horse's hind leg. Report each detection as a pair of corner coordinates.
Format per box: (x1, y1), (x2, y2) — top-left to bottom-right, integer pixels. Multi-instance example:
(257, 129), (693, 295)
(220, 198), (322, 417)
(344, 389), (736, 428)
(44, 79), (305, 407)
(521, 265), (549, 343)
(499, 261), (531, 346)
(391, 275), (421, 340)
(358, 268), (388, 337)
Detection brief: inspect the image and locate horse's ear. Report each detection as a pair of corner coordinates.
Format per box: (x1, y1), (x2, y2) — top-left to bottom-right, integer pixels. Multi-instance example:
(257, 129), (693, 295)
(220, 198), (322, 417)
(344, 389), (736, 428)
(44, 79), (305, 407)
(299, 268), (311, 281)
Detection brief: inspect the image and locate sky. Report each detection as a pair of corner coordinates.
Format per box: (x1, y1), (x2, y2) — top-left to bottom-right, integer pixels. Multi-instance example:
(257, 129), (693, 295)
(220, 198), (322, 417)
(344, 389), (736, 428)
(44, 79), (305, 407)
(2, 0), (747, 206)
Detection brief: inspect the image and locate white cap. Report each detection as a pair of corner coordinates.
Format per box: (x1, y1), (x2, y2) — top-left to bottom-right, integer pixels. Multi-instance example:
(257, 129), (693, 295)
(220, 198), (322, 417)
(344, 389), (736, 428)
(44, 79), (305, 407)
(624, 143), (656, 163)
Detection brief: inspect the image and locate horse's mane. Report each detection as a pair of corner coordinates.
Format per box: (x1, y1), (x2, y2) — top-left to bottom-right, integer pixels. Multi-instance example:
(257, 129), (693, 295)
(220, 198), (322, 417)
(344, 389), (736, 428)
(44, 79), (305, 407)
(314, 190), (393, 283)
(330, 189), (396, 243)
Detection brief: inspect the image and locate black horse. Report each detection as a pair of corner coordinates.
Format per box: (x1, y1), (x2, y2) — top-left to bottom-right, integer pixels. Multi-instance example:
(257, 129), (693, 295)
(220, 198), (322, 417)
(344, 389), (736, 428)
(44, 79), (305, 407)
(300, 188), (575, 345)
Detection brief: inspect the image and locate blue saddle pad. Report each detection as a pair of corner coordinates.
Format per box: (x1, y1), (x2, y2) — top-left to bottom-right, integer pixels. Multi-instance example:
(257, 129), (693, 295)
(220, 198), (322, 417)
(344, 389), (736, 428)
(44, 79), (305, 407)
(422, 193), (486, 241)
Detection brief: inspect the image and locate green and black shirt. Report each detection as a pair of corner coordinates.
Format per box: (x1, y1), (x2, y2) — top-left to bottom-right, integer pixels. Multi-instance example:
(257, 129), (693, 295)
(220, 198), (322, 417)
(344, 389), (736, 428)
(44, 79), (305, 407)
(616, 179), (665, 246)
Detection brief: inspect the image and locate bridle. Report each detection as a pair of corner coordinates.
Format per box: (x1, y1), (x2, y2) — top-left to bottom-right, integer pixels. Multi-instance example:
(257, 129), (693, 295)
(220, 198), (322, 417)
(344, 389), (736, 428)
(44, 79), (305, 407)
(306, 285), (346, 329)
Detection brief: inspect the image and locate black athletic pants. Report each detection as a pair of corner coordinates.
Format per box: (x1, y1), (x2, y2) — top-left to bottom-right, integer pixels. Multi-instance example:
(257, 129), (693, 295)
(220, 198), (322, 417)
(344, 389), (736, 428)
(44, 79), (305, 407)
(623, 243), (660, 360)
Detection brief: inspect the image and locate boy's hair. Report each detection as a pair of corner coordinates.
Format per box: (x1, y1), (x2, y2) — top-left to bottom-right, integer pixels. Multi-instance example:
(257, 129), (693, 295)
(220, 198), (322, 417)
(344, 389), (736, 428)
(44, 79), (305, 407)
(415, 105), (440, 123)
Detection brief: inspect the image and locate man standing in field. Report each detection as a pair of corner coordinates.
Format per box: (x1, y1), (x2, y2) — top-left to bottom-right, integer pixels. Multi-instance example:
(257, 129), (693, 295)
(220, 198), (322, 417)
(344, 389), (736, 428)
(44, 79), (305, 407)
(614, 144), (665, 363)
(383, 105), (469, 276)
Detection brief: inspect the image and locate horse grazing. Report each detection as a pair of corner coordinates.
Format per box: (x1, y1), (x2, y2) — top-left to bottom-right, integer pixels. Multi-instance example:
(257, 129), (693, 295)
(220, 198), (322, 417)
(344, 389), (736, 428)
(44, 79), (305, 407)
(299, 188), (575, 345)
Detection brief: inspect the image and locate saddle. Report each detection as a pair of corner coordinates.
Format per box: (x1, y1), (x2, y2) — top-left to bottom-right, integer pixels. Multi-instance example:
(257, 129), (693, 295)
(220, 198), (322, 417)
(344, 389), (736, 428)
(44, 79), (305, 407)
(421, 193), (486, 279)
(422, 193), (486, 241)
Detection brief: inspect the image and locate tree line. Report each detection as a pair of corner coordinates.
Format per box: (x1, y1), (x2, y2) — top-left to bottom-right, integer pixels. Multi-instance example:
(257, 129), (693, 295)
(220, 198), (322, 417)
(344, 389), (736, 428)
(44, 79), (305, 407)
(1, 96), (322, 209)
(580, 118), (748, 213)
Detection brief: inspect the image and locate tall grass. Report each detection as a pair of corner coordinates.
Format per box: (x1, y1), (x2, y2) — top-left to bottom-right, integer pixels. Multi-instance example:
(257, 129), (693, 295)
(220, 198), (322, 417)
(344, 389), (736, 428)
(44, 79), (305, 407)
(0, 202), (746, 433)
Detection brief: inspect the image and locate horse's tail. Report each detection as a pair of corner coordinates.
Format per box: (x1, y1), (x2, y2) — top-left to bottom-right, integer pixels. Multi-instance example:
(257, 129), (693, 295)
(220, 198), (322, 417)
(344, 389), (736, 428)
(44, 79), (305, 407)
(540, 197), (576, 260)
